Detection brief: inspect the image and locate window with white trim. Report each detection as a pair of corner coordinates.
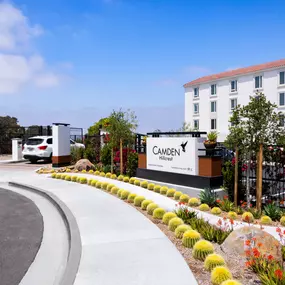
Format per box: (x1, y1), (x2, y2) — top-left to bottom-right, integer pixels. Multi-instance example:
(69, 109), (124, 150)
(254, 75), (263, 89)
(194, 87), (199, 97)
(193, 119), (199, 130)
(279, 93), (285, 106)
(193, 103), (199, 114)
(230, 98), (237, 110)
(211, 101), (216, 112)
(230, 80), (237, 92)
(211, 84), (217, 95)
(280, 72), (285, 85)
(211, 119), (217, 130)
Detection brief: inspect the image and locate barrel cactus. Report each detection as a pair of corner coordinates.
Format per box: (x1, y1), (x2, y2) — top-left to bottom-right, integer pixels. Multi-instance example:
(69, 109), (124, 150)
(168, 217), (184, 231)
(199, 204), (210, 211)
(189, 197), (200, 207)
(76, 176), (81, 183)
(211, 266), (232, 285)
(88, 169), (94, 174)
(204, 254), (226, 271)
(127, 193), (137, 203)
(95, 181), (102, 188)
(111, 174), (117, 179)
(65, 168), (71, 173)
(107, 184), (115, 192)
(140, 181), (148, 188)
(174, 191), (183, 200)
(146, 203), (159, 215)
(117, 175), (124, 181)
(117, 189), (123, 197)
(193, 240), (214, 260)
(166, 188), (176, 197)
(280, 216), (285, 226)
(101, 182), (109, 190)
(94, 170), (100, 175)
(141, 199), (153, 210)
(56, 173), (62, 179)
(134, 196), (145, 207)
(154, 185), (161, 193)
(134, 180), (141, 186)
(153, 208), (166, 219)
(123, 177), (130, 183)
(71, 176), (77, 182)
(182, 230), (201, 248)
(105, 172), (112, 178)
(51, 173), (57, 178)
(180, 194), (190, 203)
(100, 172), (106, 177)
(175, 225), (192, 239)
(227, 211), (238, 220)
(260, 215), (272, 225)
(211, 207), (222, 215)
(129, 177), (135, 184)
(91, 180), (97, 186)
(80, 177), (88, 184)
(120, 190), (130, 200)
(162, 212), (177, 225)
(61, 174), (67, 180)
(160, 186), (168, 195)
(147, 183), (155, 191)
(111, 186), (119, 194)
(88, 179), (93, 185)
(81, 170), (87, 173)
(65, 175), (71, 181)
(242, 212), (254, 223)
(221, 280), (242, 285)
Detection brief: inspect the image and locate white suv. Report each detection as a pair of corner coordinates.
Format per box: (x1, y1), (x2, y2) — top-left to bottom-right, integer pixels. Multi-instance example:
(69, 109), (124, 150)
(22, 136), (85, 163)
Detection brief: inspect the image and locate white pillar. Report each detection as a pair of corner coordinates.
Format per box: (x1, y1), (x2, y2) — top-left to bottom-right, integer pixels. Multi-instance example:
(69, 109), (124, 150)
(12, 138), (23, 161)
(52, 123), (70, 167)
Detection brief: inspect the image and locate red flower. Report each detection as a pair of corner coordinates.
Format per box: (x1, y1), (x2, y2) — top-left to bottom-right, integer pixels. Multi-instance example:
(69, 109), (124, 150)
(275, 269), (283, 280)
(216, 199), (221, 203)
(267, 255), (274, 261)
(223, 195), (228, 200)
(217, 219), (222, 226)
(252, 237), (256, 242)
(276, 227), (282, 233)
(245, 239), (251, 246)
(252, 248), (260, 258)
(229, 218), (234, 225)
(245, 250), (251, 257)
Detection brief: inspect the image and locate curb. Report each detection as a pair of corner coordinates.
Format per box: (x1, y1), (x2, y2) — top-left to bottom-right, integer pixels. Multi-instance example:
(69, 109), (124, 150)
(9, 182), (82, 285)
(0, 159), (28, 164)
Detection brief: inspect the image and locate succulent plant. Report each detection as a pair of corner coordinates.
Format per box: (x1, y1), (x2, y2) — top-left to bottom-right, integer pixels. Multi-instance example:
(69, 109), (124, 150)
(107, 184), (115, 192)
(51, 173), (57, 178)
(95, 181), (102, 188)
(280, 216), (285, 226)
(180, 194), (190, 203)
(120, 190), (130, 200)
(87, 179), (93, 185)
(260, 215), (272, 225)
(88, 170), (94, 174)
(71, 176), (78, 182)
(105, 172), (112, 178)
(174, 225), (192, 239)
(80, 177), (88, 184)
(199, 204), (210, 211)
(147, 203), (159, 215)
(193, 240), (214, 260)
(220, 280), (242, 285)
(140, 181), (148, 188)
(204, 254), (226, 271)
(141, 199), (153, 210)
(111, 174), (117, 179)
(211, 266), (232, 285)
(111, 186), (119, 195)
(123, 177), (130, 183)
(76, 176), (81, 183)
(127, 193), (137, 203)
(227, 211), (238, 220)
(162, 212), (177, 225)
(189, 197), (200, 207)
(129, 177), (135, 184)
(242, 212), (254, 223)
(100, 172), (106, 177)
(56, 173), (62, 179)
(74, 169), (79, 173)
(182, 230), (201, 247)
(174, 191), (183, 200)
(81, 170), (87, 173)
(211, 207), (222, 215)
(94, 170), (100, 175)
(153, 208), (166, 219)
(65, 175), (71, 181)
(91, 180), (97, 186)
(117, 189), (123, 197)
(160, 186), (168, 195)
(168, 217), (184, 231)
(134, 180), (141, 186)
(134, 196), (145, 207)
(147, 183), (155, 191)
(154, 185), (161, 193)
(118, 175), (124, 181)
(61, 174), (67, 180)
(166, 188), (176, 197)
(65, 168), (71, 173)
(101, 182), (109, 190)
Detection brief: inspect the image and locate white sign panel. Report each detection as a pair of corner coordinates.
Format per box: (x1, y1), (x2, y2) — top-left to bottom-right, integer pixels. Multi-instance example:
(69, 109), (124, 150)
(146, 137), (204, 175)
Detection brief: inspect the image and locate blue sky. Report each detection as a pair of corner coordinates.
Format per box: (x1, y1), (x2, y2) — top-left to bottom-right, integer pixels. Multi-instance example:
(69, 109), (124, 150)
(1, 0), (285, 133)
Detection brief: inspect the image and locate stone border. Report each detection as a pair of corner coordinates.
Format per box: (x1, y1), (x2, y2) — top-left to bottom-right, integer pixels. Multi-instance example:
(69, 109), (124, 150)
(9, 182), (82, 285)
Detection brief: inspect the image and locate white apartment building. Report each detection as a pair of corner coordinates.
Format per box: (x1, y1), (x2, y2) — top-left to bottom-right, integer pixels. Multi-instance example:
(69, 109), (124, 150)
(184, 59), (285, 142)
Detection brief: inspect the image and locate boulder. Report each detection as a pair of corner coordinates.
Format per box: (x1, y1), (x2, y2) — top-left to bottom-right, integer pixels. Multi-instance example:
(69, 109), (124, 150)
(221, 226), (282, 261)
(74, 159), (95, 171)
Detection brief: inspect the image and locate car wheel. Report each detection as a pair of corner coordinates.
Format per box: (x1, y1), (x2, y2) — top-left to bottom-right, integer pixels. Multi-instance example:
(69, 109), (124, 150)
(49, 153), (53, 162)
(30, 159), (38, 164)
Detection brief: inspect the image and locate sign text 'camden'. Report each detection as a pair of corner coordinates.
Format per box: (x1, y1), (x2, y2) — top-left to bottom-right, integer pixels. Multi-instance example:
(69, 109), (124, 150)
(152, 146), (182, 161)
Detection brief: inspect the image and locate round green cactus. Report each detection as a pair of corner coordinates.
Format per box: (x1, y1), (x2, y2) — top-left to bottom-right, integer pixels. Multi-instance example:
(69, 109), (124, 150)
(87, 179), (93, 185)
(162, 212), (177, 225)
(227, 211), (238, 220)
(94, 170), (100, 175)
(147, 183), (155, 191)
(193, 240), (214, 261)
(51, 173), (57, 178)
(129, 177), (135, 184)
(65, 175), (71, 181)
(65, 168), (71, 173)
(280, 216), (285, 226)
(153, 185), (161, 193)
(76, 176), (81, 183)
(260, 215), (272, 225)
(118, 175), (124, 181)
(80, 177), (88, 184)
(180, 194), (190, 203)
(107, 184), (115, 192)
(134, 180), (141, 186)
(127, 193), (137, 203)
(168, 217), (184, 232)
(101, 182), (109, 190)
(174, 191), (183, 200)
(91, 180), (97, 186)
(211, 207), (222, 215)
(95, 181), (102, 188)
(61, 174), (67, 180)
(140, 181), (148, 188)
(174, 225), (192, 239)
(105, 172), (112, 178)
(160, 186), (168, 195)
(88, 169), (94, 174)
(199, 204), (210, 211)
(134, 196), (145, 207)
(81, 170), (87, 173)
(120, 190), (130, 200)
(189, 197), (200, 207)
(204, 254), (226, 271)
(117, 189), (124, 197)
(166, 188), (176, 197)
(56, 173), (62, 179)
(111, 186), (119, 195)
(153, 208), (166, 219)
(221, 280), (242, 285)
(211, 266), (232, 285)
(71, 175), (78, 182)
(100, 172), (106, 177)
(123, 177), (130, 183)
(182, 230), (201, 248)
(146, 203), (159, 215)
(242, 212), (254, 223)
(111, 174), (117, 179)
(141, 199), (153, 210)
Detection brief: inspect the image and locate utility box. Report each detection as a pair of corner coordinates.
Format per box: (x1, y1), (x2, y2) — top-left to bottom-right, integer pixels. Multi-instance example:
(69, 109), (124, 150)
(12, 138), (23, 161)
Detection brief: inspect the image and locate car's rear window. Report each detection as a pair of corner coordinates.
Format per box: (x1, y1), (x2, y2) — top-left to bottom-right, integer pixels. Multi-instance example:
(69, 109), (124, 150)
(26, 139), (44, 145)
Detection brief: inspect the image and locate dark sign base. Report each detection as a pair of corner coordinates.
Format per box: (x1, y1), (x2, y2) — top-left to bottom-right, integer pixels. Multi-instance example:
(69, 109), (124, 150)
(136, 168), (223, 189)
(52, 162), (70, 168)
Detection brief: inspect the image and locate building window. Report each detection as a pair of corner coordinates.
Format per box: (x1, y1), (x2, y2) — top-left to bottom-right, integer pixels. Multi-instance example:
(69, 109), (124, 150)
(230, 98), (237, 110)
(194, 87), (199, 97)
(211, 101), (217, 112)
(230, 80), (237, 92)
(193, 120), (199, 130)
(211, 84), (216, 95)
(211, 119), (217, 130)
(280, 72), (285, 85)
(194, 103), (199, 114)
(279, 93), (285, 106)
(280, 115), (285, 127)
(254, 75), (263, 89)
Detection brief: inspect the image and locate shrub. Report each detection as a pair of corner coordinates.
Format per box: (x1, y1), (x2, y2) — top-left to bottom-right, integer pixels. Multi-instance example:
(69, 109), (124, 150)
(160, 186), (168, 195)
(120, 190), (130, 200)
(105, 172), (112, 178)
(221, 281), (242, 285)
(175, 205), (198, 221)
(56, 173), (62, 179)
(81, 169), (87, 173)
(100, 172), (106, 177)
(193, 240), (214, 261)
(204, 254), (226, 271)
(147, 183), (155, 191)
(134, 180), (141, 186)
(227, 211), (238, 220)
(107, 184), (115, 192)
(174, 191), (183, 200)
(154, 185), (161, 193)
(127, 193), (137, 203)
(91, 180), (97, 186)
(111, 186), (119, 195)
(95, 181), (102, 188)
(153, 208), (166, 219)
(242, 212), (254, 223)
(94, 170), (100, 175)
(51, 173), (57, 178)
(189, 197), (200, 207)
(126, 152), (138, 178)
(199, 188), (217, 207)
(129, 177), (135, 184)
(280, 216), (285, 226)
(80, 177), (88, 184)
(71, 176), (78, 182)
(175, 225), (192, 239)
(140, 181), (148, 188)
(211, 207), (222, 215)
(65, 175), (71, 181)
(88, 170), (94, 174)
(182, 230), (201, 248)
(147, 203), (159, 215)
(260, 215), (272, 225)
(168, 217), (184, 231)
(166, 188), (176, 197)
(101, 182), (109, 190)
(162, 212), (177, 225)
(70, 146), (84, 164)
(123, 177), (130, 183)
(211, 266), (232, 285)
(218, 197), (234, 212)
(199, 204), (210, 211)
(248, 207), (262, 219)
(264, 203), (282, 221)
(134, 196), (145, 207)
(141, 199), (153, 210)
(118, 175), (124, 181)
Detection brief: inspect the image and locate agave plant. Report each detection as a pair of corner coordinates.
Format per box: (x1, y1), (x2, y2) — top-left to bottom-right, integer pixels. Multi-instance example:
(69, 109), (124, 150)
(199, 188), (217, 207)
(263, 203), (281, 221)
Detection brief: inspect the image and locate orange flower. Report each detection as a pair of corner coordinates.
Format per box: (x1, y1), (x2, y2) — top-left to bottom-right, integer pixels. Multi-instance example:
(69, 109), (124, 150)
(267, 255), (274, 261)
(257, 242), (263, 248)
(252, 248), (260, 258)
(224, 195), (228, 200)
(230, 218), (234, 225)
(216, 199), (221, 203)
(245, 250), (251, 257)
(245, 261), (251, 267)
(275, 269), (283, 280)
(245, 239), (251, 246)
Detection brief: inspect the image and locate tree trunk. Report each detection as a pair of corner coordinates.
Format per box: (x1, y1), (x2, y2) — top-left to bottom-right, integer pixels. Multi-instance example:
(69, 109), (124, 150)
(111, 148), (114, 173)
(234, 147), (239, 207)
(120, 139), (123, 175)
(246, 151), (250, 209)
(256, 144), (263, 211)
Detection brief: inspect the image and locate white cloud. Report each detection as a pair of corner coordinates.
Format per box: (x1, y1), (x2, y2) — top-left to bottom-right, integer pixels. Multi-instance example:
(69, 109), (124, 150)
(34, 72), (59, 87)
